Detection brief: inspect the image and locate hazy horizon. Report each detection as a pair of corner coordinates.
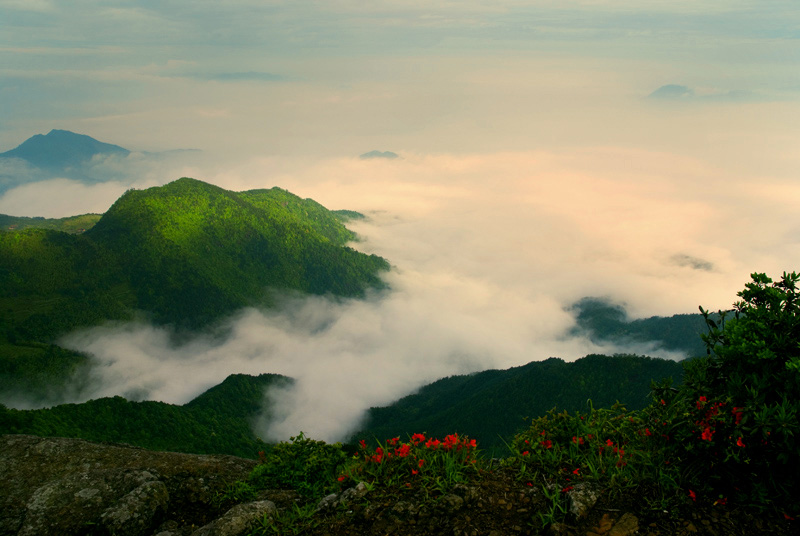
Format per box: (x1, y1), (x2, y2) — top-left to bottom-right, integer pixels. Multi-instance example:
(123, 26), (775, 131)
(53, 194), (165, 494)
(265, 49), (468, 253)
(2, 0), (799, 441)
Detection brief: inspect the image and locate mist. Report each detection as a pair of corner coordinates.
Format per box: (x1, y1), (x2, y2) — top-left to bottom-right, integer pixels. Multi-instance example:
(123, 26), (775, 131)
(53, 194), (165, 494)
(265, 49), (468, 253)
(42, 141), (800, 442)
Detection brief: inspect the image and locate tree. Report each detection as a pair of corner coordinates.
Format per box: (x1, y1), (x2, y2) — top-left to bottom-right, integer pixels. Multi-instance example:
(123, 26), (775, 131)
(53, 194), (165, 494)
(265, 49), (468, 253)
(682, 272), (800, 510)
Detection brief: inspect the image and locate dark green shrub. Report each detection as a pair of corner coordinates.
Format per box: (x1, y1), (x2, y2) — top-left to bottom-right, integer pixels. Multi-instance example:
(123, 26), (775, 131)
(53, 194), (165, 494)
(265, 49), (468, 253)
(666, 272), (800, 511)
(248, 433), (348, 500)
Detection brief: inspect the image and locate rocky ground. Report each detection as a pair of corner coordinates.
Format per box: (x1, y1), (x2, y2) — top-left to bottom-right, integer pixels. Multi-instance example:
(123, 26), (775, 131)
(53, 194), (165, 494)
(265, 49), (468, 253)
(1, 435), (795, 536)
(308, 468), (796, 536)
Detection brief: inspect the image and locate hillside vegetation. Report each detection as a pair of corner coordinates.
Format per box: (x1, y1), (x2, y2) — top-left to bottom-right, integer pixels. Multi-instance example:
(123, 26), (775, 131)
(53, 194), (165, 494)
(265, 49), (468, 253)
(0, 178), (389, 402)
(0, 373), (289, 458)
(0, 213), (102, 233)
(354, 353), (683, 452)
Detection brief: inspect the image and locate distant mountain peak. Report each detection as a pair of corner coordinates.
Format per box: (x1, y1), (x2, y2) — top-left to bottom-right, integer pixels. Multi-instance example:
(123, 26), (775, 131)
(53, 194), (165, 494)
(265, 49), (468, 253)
(0, 129), (130, 170)
(359, 150), (399, 160)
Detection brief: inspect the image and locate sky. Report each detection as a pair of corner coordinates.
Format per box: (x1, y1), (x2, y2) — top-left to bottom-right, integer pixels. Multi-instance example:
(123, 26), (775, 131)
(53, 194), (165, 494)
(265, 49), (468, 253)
(2, 1), (800, 440)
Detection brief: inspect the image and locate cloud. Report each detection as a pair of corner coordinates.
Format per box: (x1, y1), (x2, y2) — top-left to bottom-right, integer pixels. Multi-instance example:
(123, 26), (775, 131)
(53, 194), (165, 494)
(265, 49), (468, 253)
(0, 178), (129, 218)
(0, 150), (205, 217)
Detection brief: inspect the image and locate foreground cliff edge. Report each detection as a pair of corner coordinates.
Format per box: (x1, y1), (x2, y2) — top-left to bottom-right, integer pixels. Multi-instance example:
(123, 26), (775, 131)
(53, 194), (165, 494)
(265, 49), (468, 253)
(2, 433), (795, 536)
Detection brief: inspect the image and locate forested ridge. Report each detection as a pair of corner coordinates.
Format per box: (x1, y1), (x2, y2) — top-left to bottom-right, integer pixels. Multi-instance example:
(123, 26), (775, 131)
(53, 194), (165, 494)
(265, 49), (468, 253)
(0, 353), (682, 460)
(353, 353), (684, 452)
(0, 178), (389, 402)
(0, 373), (289, 458)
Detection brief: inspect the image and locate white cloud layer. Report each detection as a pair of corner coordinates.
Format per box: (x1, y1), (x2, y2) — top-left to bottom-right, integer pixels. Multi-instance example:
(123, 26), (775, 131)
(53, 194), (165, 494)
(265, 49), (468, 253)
(47, 142), (800, 442)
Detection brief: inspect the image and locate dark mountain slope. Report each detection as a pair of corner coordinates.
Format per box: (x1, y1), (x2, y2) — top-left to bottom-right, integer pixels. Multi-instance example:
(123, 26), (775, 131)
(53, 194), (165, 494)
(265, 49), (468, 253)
(569, 297), (713, 358)
(0, 373), (290, 458)
(353, 354), (684, 452)
(0, 129), (129, 170)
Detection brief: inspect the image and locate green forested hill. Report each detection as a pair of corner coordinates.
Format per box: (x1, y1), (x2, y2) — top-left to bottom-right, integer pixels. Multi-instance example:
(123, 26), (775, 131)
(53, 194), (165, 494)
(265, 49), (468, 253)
(86, 178), (389, 326)
(0, 373), (290, 458)
(0, 178), (389, 402)
(352, 354), (684, 453)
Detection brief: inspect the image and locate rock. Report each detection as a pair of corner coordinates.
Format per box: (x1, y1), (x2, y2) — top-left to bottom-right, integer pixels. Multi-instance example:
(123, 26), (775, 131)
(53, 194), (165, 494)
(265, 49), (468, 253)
(0, 434), (258, 536)
(190, 500), (276, 536)
(315, 481), (370, 513)
(100, 480), (169, 536)
(316, 493), (340, 513)
(439, 494), (464, 514)
(566, 483), (600, 518)
(595, 513), (615, 534)
(608, 513), (639, 536)
(339, 481), (369, 504)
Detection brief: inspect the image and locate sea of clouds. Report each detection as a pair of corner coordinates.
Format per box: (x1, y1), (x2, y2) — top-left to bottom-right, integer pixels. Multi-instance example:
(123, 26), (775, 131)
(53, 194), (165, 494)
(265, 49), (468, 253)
(1, 145), (792, 440)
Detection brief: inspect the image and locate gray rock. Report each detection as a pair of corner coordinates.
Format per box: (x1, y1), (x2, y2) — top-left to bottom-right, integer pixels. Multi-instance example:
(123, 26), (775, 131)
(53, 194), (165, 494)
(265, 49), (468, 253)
(315, 493), (340, 513)
(0, 434), (258, 536)
(315, 481), (369, 513)
(100, 480), (169, 536)
(191, 500), (276, 536)
(566, 482), (600, 518)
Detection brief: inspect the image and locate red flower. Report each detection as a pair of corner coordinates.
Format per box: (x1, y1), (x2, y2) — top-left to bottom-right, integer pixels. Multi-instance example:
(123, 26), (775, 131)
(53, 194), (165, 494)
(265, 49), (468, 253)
(442, 434), (459, 451)
(736, 437), (745, 447)
(660, 399), (666, 405)
(696, 396), (707, 409)
(522, 451), (530, 456)
(701, 427), (714, 441)
(468, 438), (477, 449)
(572, 467), (580, 475)
(388, 437), (399, 446)
(732, 407), (744, 426)
(645, 428), (652, 436)
(715, 497), (727, 506)
(411, 469), (419, 475)
(689, 490), (696, 502)
(338, 475), (347, 482)
(540, 440), (553, 449)
(561, 486), (574, 493)
(425, 438), (440, 449)
(606, 439), (614, 447)
(396, 444), (411, 457)
(411, 433), (426, 445)
(359, 439), (367, 449)
(418, 459), (425, 468)
(571, 436), (585, 445)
